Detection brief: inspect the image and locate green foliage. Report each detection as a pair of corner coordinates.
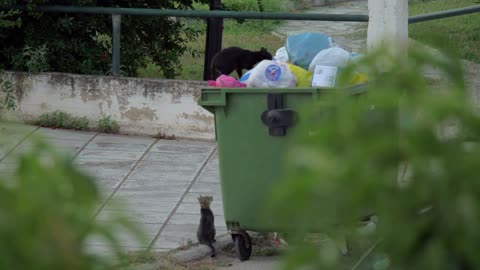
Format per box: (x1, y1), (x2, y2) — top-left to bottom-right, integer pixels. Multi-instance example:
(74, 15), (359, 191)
(37, 111), (89, 131)
(0, 9), (21, 29)
(0, 73), (16, 111)
(97, 115), (119, 134)
(268, 44), (480, 269)
(13, 44), (49, 73)
(0, 0), (210, 77)
(0, 135), (145, 270)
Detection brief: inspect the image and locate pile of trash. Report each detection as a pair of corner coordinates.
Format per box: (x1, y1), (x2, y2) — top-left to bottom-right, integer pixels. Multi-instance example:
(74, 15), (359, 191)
(208, 32), (368, 89)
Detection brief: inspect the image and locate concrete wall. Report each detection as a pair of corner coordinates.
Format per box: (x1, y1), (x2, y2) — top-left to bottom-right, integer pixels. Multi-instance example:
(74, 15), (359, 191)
(0, 72), (215, 140)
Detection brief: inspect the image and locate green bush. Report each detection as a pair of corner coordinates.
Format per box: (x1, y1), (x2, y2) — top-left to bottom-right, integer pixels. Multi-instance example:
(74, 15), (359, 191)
(37, 111), (89, 131)
(12, 44), (49, 73)
(0, 135), (144, 269)
(0, 73), (16, 111)
(97, 115), (120, 134)
(0, 0), (211, 78)
(268, 44), (480, 269)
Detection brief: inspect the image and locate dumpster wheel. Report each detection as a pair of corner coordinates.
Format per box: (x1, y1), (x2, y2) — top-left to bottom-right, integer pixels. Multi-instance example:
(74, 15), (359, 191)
(233, 231), (252, 261)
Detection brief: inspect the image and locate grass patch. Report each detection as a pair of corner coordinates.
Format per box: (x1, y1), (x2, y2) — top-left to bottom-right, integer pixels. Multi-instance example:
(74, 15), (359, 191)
(97, 115), (120, 134)
(36, 112), (122, 133)
(37, 111), (89, 131)
(409, 0), (480, 62)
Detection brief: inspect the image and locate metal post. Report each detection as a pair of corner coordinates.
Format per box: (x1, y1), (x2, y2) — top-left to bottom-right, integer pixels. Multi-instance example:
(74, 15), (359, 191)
(203, 0), (223, 80)
(112, 14), (121, 76)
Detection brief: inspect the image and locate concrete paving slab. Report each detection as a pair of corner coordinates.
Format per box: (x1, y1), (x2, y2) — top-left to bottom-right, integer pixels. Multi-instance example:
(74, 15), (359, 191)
(159, 224), (198, 240)
(91, 177), (125, 192)
(105, 198), (178, 212)
(93, 134), (156, 144)
(76, 166), (133, 181)
(150, 140), (214, 154)
(0, 162), (17, 172)
(197, 164), (220, 183)
(74, 159), (136, 182)
(142, 152), (209, 164)
(0, 122), (37, 137)
(89, 221), (161, 248)
(76, 149), (145, 161)
(175, 202), (224, 216)
(38, 138), (88, 149)
(34, 127), (96, 141)
(86, 134), (155, 152)
(121, 179), (191, 191)
(216, 256), (281, 270)
(135, 160), (202, 172)
(0, 124), (37, 159)
(75, 159), (137, 170)
(189, 182), (222, 195)
(181, 192), (224, 205)
(168, 213), (227, 229)
(114, 189), (185, 203)
(0, 124), (222, 254)
(0, 150), (60, 164)
(11, 143), (79, 157)
(97, 209), (170, 224)
(127, 169), (196, 182)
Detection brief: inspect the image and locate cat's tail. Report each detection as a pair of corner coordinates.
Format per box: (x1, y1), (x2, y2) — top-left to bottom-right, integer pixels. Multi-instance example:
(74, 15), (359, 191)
(208, 243), (216, 257)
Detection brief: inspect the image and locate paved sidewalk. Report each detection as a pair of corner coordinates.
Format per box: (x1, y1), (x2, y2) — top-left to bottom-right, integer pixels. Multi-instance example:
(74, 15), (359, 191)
(0, 122), (226, 253)
(275, 0), (368, 52)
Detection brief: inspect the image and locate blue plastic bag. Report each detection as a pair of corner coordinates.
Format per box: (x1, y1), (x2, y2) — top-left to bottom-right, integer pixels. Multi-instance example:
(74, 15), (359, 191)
(286, 32), (335, 70)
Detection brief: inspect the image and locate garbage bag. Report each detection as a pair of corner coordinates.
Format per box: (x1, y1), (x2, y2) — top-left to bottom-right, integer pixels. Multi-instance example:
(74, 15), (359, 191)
(273, 47), (289, 63)
(208, 74), (246, 88)
(239, 60), (296, 88)
(308, 47), (351, 71)
(349, 72), (368, 85)
(286, 63), (312, 88)
(286, 32), (335, 70)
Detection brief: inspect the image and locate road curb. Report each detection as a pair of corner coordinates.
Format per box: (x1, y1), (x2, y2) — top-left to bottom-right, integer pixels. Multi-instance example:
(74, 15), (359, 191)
(126, 234), (233, 270)
(171, 234), (233, 263)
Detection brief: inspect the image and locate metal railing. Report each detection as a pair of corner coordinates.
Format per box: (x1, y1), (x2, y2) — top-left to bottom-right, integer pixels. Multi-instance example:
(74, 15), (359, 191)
(3, 4), (480, 78)
(409, 5), (480, 24)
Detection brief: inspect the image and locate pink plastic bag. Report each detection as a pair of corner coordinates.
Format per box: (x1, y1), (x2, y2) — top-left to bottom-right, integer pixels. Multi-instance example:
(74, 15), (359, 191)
(207, 75), (246, 88)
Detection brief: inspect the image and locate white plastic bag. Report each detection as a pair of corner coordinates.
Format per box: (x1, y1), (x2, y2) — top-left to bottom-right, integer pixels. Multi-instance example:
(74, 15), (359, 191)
(239, 60), (296, 88)
(273, 47), (289, 63)
(308, 47), (351, 71)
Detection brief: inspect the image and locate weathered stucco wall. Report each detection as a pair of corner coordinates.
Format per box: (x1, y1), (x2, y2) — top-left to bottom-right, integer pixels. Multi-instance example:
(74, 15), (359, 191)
(1, 72), (215, 140)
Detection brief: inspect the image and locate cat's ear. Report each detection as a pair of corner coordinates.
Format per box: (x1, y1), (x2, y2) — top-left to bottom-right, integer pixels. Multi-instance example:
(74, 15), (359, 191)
(261, 47), (267, 52)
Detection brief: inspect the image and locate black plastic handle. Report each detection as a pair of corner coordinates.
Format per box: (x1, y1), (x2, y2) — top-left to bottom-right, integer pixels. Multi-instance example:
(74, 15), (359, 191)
(261, 94), (296, 136)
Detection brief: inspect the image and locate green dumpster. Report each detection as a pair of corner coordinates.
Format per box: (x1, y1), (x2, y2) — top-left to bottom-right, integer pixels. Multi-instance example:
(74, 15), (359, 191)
(199, 87), (331, 260)
(199, 86), (367, 260)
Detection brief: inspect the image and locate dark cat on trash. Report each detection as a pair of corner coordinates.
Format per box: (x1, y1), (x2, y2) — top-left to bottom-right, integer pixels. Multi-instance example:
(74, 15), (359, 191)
(197, 195), (216, 257)
(210, 46), (273, 79)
